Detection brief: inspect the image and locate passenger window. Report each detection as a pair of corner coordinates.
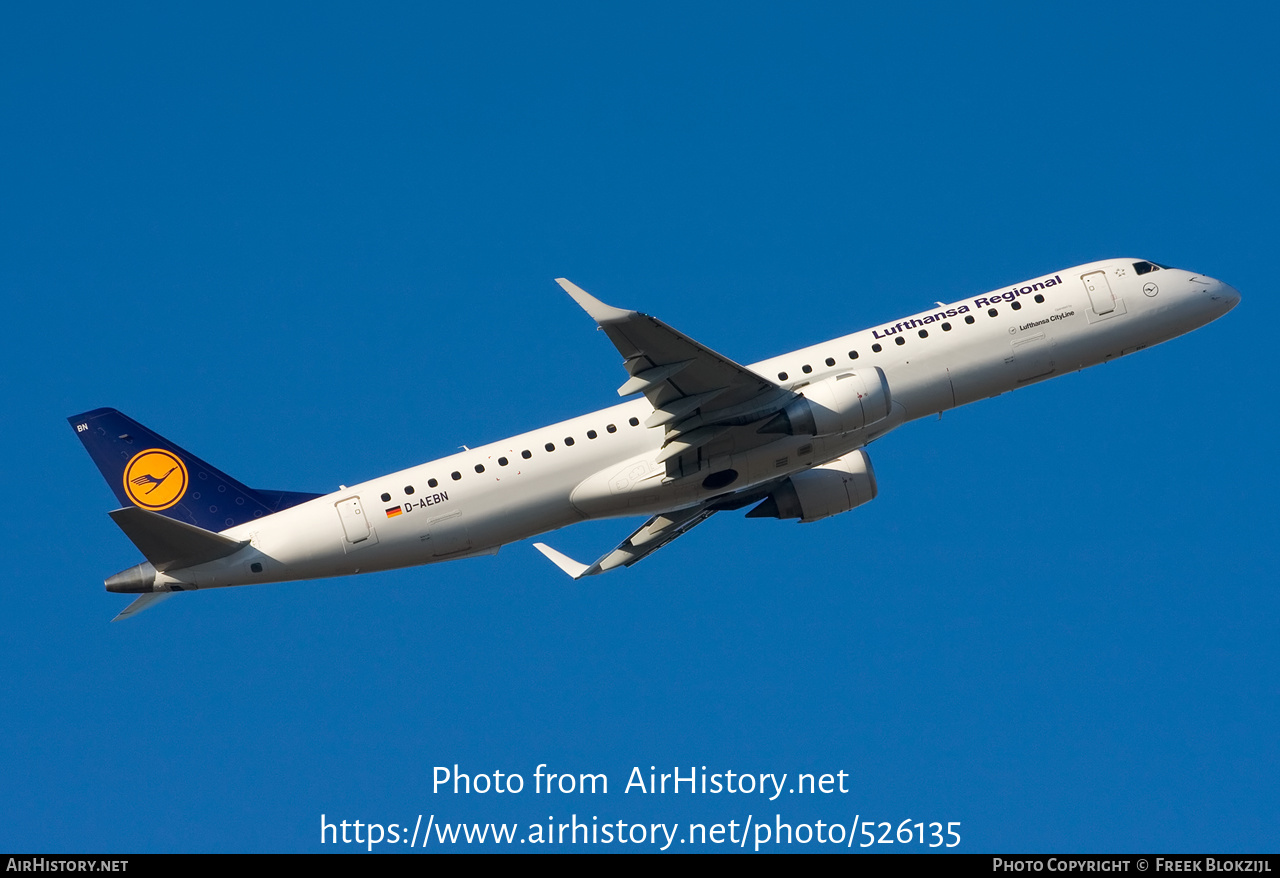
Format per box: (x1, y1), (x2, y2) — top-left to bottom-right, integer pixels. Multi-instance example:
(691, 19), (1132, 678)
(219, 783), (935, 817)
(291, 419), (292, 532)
(521, 450), (532, 459)
(498, 457), (508, 466)
(607, 424), (617, 433)
(895, 336), (905, 346)
(545, 442), (555, 452)
(451, 471), (461, 480)
(565, 437), (575, 446)
(942, 322), (952, 331)
(475, 464), (485, 473)
(848, 350), (859, 359)
(629, 417), (639, 426)
(802, 364), (812, 374)
(778, 371), (788, 381)
(988, 308), (998, 317)
(872, 343), (882, 353)
(918, 329), (928, 338)
(1034, 294), (1045, 304)
(381, 492), (391, 502)
(1011, 301), (1022, 311)
(587, 430), (597, 439)
(965, 315), (975, 324)
(428, 478), (438, 488)
(404, 486), (415, 495)
(825, 357), (835, 366)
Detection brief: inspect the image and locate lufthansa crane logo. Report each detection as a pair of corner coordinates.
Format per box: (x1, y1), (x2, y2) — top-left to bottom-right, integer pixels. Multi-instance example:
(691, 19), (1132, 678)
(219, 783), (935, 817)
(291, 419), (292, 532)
(123, 449), (189, 511)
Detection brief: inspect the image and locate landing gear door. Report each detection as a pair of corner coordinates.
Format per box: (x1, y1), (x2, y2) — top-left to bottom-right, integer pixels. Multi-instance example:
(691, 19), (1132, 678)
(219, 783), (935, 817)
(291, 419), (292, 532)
(1081, 271), (1115, 315)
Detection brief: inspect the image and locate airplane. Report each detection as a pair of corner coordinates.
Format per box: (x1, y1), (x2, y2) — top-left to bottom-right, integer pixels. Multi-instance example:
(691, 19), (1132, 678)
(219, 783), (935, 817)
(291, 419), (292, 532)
(69, 258), (1240, 620)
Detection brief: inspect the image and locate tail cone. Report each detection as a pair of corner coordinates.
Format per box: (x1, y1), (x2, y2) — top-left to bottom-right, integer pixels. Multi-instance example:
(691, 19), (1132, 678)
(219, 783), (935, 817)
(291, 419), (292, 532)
(105, 562), (157, 594)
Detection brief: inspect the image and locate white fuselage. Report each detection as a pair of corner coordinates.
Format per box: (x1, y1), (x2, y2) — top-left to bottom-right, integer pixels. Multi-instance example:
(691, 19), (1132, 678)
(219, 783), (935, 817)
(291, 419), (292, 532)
(152, 259), (1239, 591)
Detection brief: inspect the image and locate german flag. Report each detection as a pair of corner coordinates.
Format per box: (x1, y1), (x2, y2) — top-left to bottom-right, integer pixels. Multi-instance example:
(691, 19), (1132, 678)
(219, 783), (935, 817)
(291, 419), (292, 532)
(385, 506), (403, 519)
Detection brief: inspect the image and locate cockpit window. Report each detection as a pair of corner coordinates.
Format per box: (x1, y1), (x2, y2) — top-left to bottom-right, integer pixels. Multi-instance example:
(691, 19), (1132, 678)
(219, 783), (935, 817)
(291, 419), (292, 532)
(1133, 261), (1165, 275)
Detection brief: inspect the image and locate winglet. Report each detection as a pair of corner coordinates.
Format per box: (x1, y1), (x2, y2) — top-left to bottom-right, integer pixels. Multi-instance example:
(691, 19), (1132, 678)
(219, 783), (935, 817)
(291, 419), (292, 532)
(555, 278), (635, 325)
(532, 542), (594, 579)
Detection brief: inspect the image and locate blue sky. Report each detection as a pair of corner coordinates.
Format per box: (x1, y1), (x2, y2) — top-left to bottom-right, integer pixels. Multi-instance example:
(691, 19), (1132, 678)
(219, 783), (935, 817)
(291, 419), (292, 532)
(3, 1), (1276, 853)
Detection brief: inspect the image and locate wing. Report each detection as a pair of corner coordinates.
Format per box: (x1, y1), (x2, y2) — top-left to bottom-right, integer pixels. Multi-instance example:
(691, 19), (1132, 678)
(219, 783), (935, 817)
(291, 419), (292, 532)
(534, 505), (717, 579)
(557, 279), (800, 477)
(532, 484), (777, 579)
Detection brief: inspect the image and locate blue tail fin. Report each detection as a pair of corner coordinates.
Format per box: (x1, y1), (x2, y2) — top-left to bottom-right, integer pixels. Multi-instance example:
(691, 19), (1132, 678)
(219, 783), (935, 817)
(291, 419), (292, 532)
(68, 408), (322, 532)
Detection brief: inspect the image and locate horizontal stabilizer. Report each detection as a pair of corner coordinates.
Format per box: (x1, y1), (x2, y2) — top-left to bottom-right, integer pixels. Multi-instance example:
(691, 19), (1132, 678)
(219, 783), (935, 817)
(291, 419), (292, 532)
(109, 506), (248, 572)
(112, 592), (174, 622)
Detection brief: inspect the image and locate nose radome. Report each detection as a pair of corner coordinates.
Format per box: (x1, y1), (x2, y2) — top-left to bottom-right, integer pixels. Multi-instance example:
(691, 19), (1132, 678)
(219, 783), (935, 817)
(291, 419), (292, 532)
(1193, 274), (1241, 312)
(1224, 284), (1241, 310)
(1213, 280), (1242, 311)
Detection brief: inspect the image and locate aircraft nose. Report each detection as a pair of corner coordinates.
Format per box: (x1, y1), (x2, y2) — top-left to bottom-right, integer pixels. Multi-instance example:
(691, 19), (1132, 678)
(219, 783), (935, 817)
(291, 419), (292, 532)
(1192, 274), (1240, 313)
(1212, 280), (1241, 312)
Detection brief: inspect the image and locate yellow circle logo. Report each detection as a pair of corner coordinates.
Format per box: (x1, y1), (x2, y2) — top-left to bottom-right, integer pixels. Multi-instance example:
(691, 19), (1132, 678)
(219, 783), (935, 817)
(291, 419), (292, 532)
(123, 449), (189, 511)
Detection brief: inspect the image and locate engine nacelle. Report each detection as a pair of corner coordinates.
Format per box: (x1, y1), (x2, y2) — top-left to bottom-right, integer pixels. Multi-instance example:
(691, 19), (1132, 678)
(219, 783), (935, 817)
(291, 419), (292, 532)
(747, 450), (878, 523)
(759, 368), (891, 437)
